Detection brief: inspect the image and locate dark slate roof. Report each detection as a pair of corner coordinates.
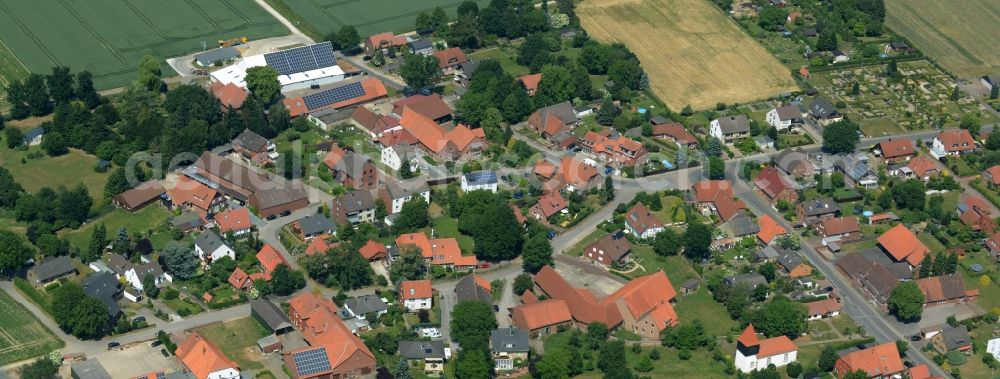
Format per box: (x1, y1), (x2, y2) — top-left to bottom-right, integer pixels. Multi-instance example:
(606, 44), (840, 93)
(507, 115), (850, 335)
(491, 328), (530, 353)
(398, 341), (446, 359)
(536, 101), (579, 125)
(800, 198), (840, 216)
(650, 116), (670, 125)
(297, 214), (335, 236)
(809, 97), (837, 118)
(681, 278), (700, 290)
(722, 213), (760, 237)
(194, 47), (240, 64)
(715, 115), (751, 134)
(836, 154), (871, 181)
(941, 325), (971, 351)
(336, 190), (375, 213)
(454, 275), (492, 303)
(195, 230), (227, 253)
(774, 148), (812, 174)
(251, 298), (293, 331)
(384, 179), (430, 199)
(31, 256), (76, 282)
(172, 211), (205, 230)
(777, 252), (805, 272)
(345, 294), (389, 316)
(232, 129), (269, 152)
(463, 170), (498, 186)
(407, 39), (433, 51)
(862, 264), (900, 302)
(133, 260), (165, 280)
(22, 127), (44, 141)
(460, 60), (481, 76)
(71, 359), (112, 379)
(774, 104), (802, 121)
(82, 272), (122, 318)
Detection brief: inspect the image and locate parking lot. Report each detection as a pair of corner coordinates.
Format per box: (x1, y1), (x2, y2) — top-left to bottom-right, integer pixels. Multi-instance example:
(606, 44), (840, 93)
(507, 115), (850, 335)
(97, 342), (184, 378)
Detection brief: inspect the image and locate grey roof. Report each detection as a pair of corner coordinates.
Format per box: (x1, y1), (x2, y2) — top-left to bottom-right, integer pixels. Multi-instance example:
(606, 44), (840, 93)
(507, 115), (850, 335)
(257, 334), (280, 349)
(722, 213), (759, 237)
(774, 148), (812, 174)
(809, 97), (837, 118)
(31, 256), (76, 282)
(345, 294), (389, 316)
(232, 129), (269, 152)
(836, 154), (871, 181)
(491, 328), (529, 353)
(756, 245), (781, 260)
(800, 198), (840, 217)
(82, 272), (121, 317)
(251, 298), (293, 332)
(777, 252), (805, 272)
(331, 151), (372, 180)
(297, 214), (335, 236)
(754, 136), (774, 145)
(172, 211), (205, 230)
(254, 186), (309, 210)
(455, 275), (492, 303)
(681, 278), (700, 290)
(715, 115), (750, 134)
(460, 60), (481, 76)
(407, 39), (433, 51)
(399, 341), (446, 359)
(941, 325), (971, 351)
(133, 260), (164, 280)
(463, 170), (498, 186)
(194, 46), (240, 65)
(384, 179), (430, 200)
(192, 152), (307, 207)
(774, 105), (802, 121)
(335, 190), (375, 213)
(537, 101), (579, 125)
(862, 264), (900, 302)
(650, 116), (670, 125)
(23, 127), (44, 141)
(726, 273), (767, 288)
(71, 359), (112, 379)
(551, 130), (576, 145)
(107, 253), (132, 275)
(195, 230), (228, 254)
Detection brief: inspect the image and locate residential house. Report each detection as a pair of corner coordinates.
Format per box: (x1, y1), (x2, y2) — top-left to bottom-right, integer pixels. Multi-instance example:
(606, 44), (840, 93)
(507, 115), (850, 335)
(878, 224), (929, 267)
(167, 177), (224, 220)
(518, 73), (542, 96)
(527, 101), (579, 139)
(931, 325), (972, 354)
(805, 299), (841, 321)
(816, 217), (861, 241)
(250, 298), (293, 335)
(364, 32), (407, 57)
(432, 47), (467, 75)
(292, 214), (335, 240)
(210, 81), (248, 110)
(777, 252), (812, 278)
(392, 93), (452, 124)
(455, 274), (492, 303)
(323, 146), (378, 189)
(987, 231), (1000, 257)
(107, 253), (172, 292)
(583, 232), (632, 268)
(400, 280), (433, 312)
(511, 299), (573, 338)
(982, 74), (1000, 92)
(754, 167), (799, 205)
(757, 215), (787, 245)
(398, 341), (447, 375)
(28, 256), (78, 285)
(393, 110), (486, 162)
(22, 127), (44, 146)
(529, 191), (568, 221)
(774, 148), (815, 178)
(916, 274), (978, 306)
(176, 332), (241, 379)
(194, 231), (236, 262)
(766, 104), (803, 131)
(808, 97), (842, 125)
(231, 129), (276, 165)
(306, 237), (339, 257)
(834, 342), (904, 379)
(491, 328), (530, 372)
(380, 179), (431, 214)
(284, 293), (376, 379)
(359, 240), (388, 262)
(984, 165), (1000, 186)
(725, 273), (768, 289)
(691, 180), (746, 223)
(190, 152), (308, 219)
(344, 294), (389, 320)
(906, 156), (940, 181)
(958, 196), (995, 233)
(534, 156), (600, 192)
(256, 244), (290, 279)
(214, 208), (253, 237)
(396, 232), (477, 269)
(82, 272), (123, 320)
(651, 122), (698, 148)
(623, 202), (665, 239)
(932, 129), (977, 157)
(461, 170), (498, 193)
(796, 198), (840, 226)
(836, 154), (878, 188)
(406, 39), (434, 55)
(709, 115), (751, 143)
(873, 139), (915, 163)
(112, 181), (166, 212)
(332, 190), (376, 224)
(734, 324), (798, 373)
(723, 213), (760, 238)
(228, 266), (261, 291)
(580, 130), (648, 167)
(381, 143), (417, 172)
(352, 106), (401, 138)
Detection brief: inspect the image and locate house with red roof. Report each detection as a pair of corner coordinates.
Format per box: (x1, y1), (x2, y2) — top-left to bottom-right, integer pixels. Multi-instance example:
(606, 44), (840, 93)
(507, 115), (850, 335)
(534, 156), (601, 193)
(904, 156), (940, 181)
(756, 215), (787, 245)
(176, 332), (240, 379)
(210, 82), (248, 111)
(834, 342), (904, 378)
(581, 130), (647, 167)
(877, 224), (929, 267)
(392, 93), (453, 124)
(958, 196), (995, 233)
(167, 176), (224, 220)
(753, 167), (799, 205)
(583, 232), (632, 268)
(932, 129), (976, 157)
(397, 107), (486, 161)
(733, 324), (798, 373)
(512, 299), (572, 338)
(214, 207), (252, 237)
(432, 47), (467, 75)
(351, 106), (401, 138)
(529, 191), (568, 222)
(359, 240), (388, 262)
(805, 298), (842, 320)
(395, 232), (477, 269)
(527, 101), (578, 139)
(365, 32), (407, 57)
(518, 73), (542, 96)
(304, 236), (339, 256)
(323, 145), (378, 189)
(873, 138), (915, 163)
(256, 244), (289, 280)
(400, 280), (433, 311)
(623, 202), (665, 239)
(651, 122), (698, 148)
(987, 231), (1000, 257)
(985, 165), (1000, 186)
(284, 293), (376, 378)
(691, 180), (746, 223)
(816, 216), (861, 241)
(916, 274), (978, 306)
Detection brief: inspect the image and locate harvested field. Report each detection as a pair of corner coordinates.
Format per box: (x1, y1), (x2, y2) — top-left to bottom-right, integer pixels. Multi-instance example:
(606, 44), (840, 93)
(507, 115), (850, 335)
(578, 0), (796, 110)
(886, 0), (1000, 77)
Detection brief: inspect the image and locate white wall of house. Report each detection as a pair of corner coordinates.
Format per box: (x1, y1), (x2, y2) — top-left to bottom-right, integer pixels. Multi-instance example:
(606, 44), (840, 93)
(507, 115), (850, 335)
(403, 298), (432, 312)
(195, 244), (236, 262)
(206, 368), (241, 379)
(709, 119), (724, 141)
(390, 191), (431, 214)
(382, 147), (403, 171)
(460, 178), (498, 193)
(735, 349), (797, 373)
(766, 109), (793, 131)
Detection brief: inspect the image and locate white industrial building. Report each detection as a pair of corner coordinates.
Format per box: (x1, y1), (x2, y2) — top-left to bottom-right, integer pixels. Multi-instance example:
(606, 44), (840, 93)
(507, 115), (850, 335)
(210, 42), (346, 92)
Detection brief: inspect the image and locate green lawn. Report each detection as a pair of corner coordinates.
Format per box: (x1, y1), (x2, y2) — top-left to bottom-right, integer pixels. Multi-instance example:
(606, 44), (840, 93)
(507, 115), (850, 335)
(427, 216), (475, 253)
(544, 331), (729, 378)
(959, 252), (1000, 311)
(674, 288), (739, 337)
(468, 48), (529, 76)
(628, 246), (698, 285)
(197, 317), (270, 370)
(0, 289), (63, 365)
(164, 298), (203, 316)
(653, 196), (686, 224)
(918, 234), (947, 254)
(60, 204), (172, 252)
(0, 144), (110, 207)
(565, 229), (609, 256)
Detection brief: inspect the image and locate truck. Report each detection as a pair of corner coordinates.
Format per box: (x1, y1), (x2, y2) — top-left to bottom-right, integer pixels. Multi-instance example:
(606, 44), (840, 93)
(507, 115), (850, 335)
(218, 37), (248, 47)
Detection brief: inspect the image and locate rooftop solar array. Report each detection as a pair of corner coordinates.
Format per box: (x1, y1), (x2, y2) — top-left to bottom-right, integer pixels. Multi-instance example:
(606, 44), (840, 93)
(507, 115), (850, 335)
(264, 42), (336, 76)
(293, 347), (331, 375)
(303, 82), (365, 110)
(155, 373), (166, 379)
(464, 170), (497, 185)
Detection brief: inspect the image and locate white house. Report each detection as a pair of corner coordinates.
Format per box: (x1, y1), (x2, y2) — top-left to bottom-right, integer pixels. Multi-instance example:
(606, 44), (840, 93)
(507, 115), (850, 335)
(381, 180), (431, 214)
(709, 115), (751, 143)
(734, 324), (798, 373)
(400, 280), (433, 312)
(460, 171), (498, 193)
(194, 230), (236, 262)
(765, 105), (803, 131)
(107, 254), (173, 292)
(987, 337), (1000, 361)
(22, 127), (44, 146)
(381, 144), (418, 172)
(931, 129), (977, 157)
(344, 295), (390, 320)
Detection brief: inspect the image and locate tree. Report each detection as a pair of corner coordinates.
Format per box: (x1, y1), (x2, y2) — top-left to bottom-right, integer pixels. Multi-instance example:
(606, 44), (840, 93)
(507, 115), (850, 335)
(991, 82), (999, 100)
(708, 156), (725, 179)
(513, 273), (533, 295)
(455, 349), (491, 379)
(164, 84), (222, 126)
(245, 66), (281, 106)
(891, 179), (926, 211)
(822, 120), (861, 154)
(25, 74), (52, 116)
(0, 231), (32, 276)
(142, 273), (159, 298)
(535, 65), (575, 108)
(959, 113), (981, 136)
(137, 55), (162, 92)
(389, 246), (428, 281)
(162, 241), (198, 280)
(47, 66), (75, 105)
(457, 1), (479, 17)
(5, 127), (24, 148)
(39, 130), (66, 156)
(704, 137), (723, 157)
(71, 297), (111, 338)
(18, 357), (59, 379)
(896, 340), (908, 356)
(336, 26), (361, 53)
(522, 234), (554, 273)
(608, 59), (643, 91)
(457, 193), (523, 261)
(786, 362), (802, 378)
(597, 340), (627, 373)
(270, 264), (306, 295)
(481, 107), (506, 144)
(76, 71), (100, 108)
(399, 52), (439, 89)
(843, 370), (869, 379)
(747, 297), (808, 338)
(684, 221), (712, 260)
(393, 358), (413, 379)
(415, 11), (432, 31)
(819, 345), (839, 371)
(596, 96), (620, 126)
(758, 261), (777, 282)
(430, 7), (449, 32)
(950, 86), (961, 101)
(393, 197), (430, 234)
(816, 30), (838, 51)
(587, 322), (610, 349)
(450, 300), (497, 351)
(35, 233), (68, 257)
(653, 228), (682, 256)
(887, 281), (924, 322)
(535, 349), (570, 379)
(758, 6), (788, 31)
(0, 167), (24, 209)
(603, 176), (615, 203)
(370, 49), (385, 67)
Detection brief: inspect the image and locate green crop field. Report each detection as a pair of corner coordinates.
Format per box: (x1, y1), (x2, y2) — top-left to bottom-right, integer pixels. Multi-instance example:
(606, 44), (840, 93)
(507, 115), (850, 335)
(0, 290), (63, 365)
(886, 0), (1000, 77)
(270, 0), (491, 38)
(0, 0), (288, 90)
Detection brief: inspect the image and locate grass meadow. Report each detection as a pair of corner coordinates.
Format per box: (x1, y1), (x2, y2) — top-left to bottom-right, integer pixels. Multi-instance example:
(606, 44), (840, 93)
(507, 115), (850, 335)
(886, 0), (1000, 77)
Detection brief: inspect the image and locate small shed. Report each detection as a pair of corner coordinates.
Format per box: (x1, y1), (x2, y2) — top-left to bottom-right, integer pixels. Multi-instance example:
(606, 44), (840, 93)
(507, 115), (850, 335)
(680, 278), (700, 295)
(194, 47), (240, 66)
(71, 359), (112, 379)
(257, 334), (282, 353)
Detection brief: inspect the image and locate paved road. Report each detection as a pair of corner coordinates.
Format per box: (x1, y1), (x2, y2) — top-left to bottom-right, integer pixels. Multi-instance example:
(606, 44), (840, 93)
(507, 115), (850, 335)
(258, 204), (322, 271)
(341, 55), (407, 90)
(431, 262), (524, 346)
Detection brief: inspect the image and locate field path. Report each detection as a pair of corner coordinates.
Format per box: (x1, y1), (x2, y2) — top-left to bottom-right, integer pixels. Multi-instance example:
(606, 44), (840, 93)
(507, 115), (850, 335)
(252, 0), (313, 42)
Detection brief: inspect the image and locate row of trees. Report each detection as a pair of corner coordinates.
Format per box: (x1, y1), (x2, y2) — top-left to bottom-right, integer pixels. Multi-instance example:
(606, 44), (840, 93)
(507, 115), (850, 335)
(5, 66), (100, 120)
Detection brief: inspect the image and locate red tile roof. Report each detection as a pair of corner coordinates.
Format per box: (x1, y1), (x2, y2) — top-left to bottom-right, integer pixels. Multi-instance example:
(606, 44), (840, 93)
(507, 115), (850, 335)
(367, 32), (407, 50)
(908, 156), (938, 177)
(559, 156), (599, 190)
(878, 138), (915, 159)
(836, 342), (904, 378)
(256, 244), (289, 277)
(986, 165), (1000, 185)
(756, 215), (787, 244)
(518, 73), (542, 95)
(692, 180), (745, 221)
(396, 232), (476, 267)
(167, 177), (218, 217)
(393, 93), (452, 121)
(937, 129), (976, 153)
(736, 324), (797, 357)
(378, 128), (420, 147)
(359, 240), (388, 260)
(286, 293), (374, 376)
(282, 97), (309, 117)
(176, 332), (239, 379)
(512, 299), (572, 330)
(432, 47), (467, 69)
(624, 202), (664, 236)
(214, 207), (251, 234)
(737, 324), (759, 347)
(915, 274), (969, 303)
(400, 280), (432, 300)
(521, 290), (539, 305)
(398, 107), (484, 154)
(806, 298), (842, 317)
(583, 131), (646, 166)
(652, 122), (697, 145)
(227, 267), (253, 290)
(819, 217), (860, 236)
(210, 82), (248, 110)
(304, 236), (338, 256)
(877, 224), (929, 266)
(534, 160), (558, 178)
(753, 167), (794, 200)
(532, 191), (568, 218)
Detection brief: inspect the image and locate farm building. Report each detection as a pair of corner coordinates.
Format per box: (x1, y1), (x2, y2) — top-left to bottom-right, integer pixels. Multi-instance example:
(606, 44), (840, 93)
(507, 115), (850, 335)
(29, 256), (77, 285)
(211, 42), (352, 92)
(195, 46), (240, 66)
(112, 181), (166, 212)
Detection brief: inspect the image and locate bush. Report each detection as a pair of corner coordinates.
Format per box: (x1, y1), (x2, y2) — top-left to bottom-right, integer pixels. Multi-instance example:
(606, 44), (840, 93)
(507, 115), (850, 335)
(678, 348), (691, 360)
(946, 351), (967, 365)
(786, 362), (802, 378)
(163, 288), (179, 300)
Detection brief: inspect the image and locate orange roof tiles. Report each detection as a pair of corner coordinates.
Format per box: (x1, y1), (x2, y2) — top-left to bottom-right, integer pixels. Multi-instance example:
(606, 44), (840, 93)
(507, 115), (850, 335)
(907, 156), (938, 177)
(737, 324), (760, 347)
(305, 236), (337, 256)
(836, 342), (904, 378)
(806, 298), (842, 317)
(878, 138), (915, 159)
(328, 78), (387, 109)
(559, 155), (598, 189)
(400, 280), (432, 300)
(521, 290), (539, 305)
(175, 332), (239, 379)
(652, 122), (698, 145)
(512, 299), (572, 330)
(877, 224), (930, 266)
(395, 232), (474, 266)
(444, 124), (486, 151)
(692, 180), (745, 221)
(289, 292), (340, 321)
(214, 207), (251, 234)
(604, 270), (677, 328)
(534, 160), (558, 178)
(518, 73), (542, 95)
(737, 324), (796, 358)
(473, 275), (492, 292)
(908, 364), (940, 379)
(399, 107), (451, 154)
(256, 244), (289, 276)
(532, 191), (568, 218)
(359, 240), (388, 260)
(367, 32), (407, 50)
(286, 293), (374, 375)
(986, 165), (1000, 185)
(379, 129), (420, 147)
(757, 215), (787, 244)
(937, 129), (976, 153)
(228, 266), (253, 290)
(168, 177), (218, 217)
(819, 217), (860, 236)
(210, 82), (248, 110)
(392, 94), (452, 121)
(432, 47), (467, 69)
(282, 97), (309, 117)
(915, 274), (969, 303)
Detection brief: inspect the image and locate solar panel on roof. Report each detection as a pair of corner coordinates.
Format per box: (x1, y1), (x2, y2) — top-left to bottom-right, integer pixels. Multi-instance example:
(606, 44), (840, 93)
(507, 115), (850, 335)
(264, 42), (336, 76)
(155, 373), (166, 379)
(293, 347), (331, 375)
(303, 82), (366, 110)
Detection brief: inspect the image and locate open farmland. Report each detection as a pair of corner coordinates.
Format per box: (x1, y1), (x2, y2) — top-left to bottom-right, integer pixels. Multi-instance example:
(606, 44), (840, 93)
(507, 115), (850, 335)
(0, 290), (63, 365)
(270, 0), (490, 38)
(578, 0), (797, 110)
(0, 0), (288, 90)
(886, 0), (1000, 77)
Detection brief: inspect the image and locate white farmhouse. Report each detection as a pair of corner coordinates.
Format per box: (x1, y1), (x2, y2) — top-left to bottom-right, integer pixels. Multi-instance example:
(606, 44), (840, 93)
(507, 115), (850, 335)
(765, 105), (803, 131)
(709, 115), (751, 143)
(400, 280), (433, 312)
(194, 230), (236, 262)
(381, 144), (417, 171)
(734, 324), (798, 373)
(987, 337), (1000, 361)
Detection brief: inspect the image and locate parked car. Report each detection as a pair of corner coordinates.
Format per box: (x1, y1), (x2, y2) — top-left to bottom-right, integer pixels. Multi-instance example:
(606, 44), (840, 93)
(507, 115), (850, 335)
(478, 263), (490, 269)
(151, 340), (162, 347)
(133, 316), (145, 323)
(107, 342), (120, 350)
(493, 305), (500, 312)
(280, 210), (292, 217)
(160, 349), (169, 357)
